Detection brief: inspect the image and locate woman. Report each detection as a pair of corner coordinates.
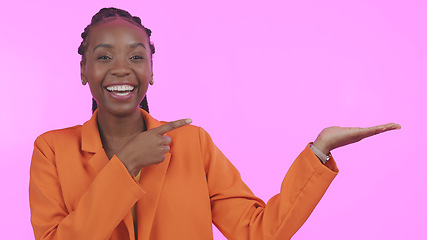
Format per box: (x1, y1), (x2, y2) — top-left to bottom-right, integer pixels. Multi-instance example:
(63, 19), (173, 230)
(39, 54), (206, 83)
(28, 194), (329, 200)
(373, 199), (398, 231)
(29, 7), (400, 240)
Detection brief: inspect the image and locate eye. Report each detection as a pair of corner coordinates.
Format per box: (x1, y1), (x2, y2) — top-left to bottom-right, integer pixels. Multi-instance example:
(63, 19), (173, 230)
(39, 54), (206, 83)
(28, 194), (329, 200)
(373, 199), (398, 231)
(98, 56), (111, 60)
(130, 55), (144, 60)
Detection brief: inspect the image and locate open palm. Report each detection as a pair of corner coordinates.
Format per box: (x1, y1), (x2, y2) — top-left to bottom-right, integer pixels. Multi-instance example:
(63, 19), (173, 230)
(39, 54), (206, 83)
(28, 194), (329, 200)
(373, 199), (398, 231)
(313, 123), (401, 155)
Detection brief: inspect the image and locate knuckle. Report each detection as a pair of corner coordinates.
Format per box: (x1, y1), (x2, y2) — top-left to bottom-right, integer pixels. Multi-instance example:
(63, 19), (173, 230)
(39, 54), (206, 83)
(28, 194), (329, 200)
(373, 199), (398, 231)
(163, 136), (172, 144)
(168, 122), (176, 130)
(156, 136), (164, 144)
(164, 145), (171, 152)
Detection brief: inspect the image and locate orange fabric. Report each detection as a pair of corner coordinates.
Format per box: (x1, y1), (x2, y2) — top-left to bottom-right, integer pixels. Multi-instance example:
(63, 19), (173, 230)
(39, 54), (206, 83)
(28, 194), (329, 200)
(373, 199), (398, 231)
(131, 170), (141, 239)
(29, 109), (338, 240)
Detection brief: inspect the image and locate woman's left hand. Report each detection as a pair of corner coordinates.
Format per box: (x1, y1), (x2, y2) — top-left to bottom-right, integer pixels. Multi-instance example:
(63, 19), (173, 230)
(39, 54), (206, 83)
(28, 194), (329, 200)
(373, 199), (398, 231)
(312, 123), (401, 155)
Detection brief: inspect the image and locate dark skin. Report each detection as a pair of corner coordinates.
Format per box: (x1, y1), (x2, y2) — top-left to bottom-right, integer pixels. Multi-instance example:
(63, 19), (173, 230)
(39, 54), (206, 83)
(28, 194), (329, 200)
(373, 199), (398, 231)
(80, 18), (191, 176)
(80, 18), (401, 176)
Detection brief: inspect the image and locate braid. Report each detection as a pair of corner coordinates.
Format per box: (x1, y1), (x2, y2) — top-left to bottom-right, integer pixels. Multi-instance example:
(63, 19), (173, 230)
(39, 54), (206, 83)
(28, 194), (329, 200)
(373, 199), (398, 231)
(78, 8), (155, 58)
(79, 7), (155, 113)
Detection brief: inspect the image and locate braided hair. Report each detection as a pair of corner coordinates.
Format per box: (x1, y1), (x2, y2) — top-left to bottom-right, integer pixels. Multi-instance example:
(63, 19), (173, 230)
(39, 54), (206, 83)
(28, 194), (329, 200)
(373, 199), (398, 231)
(78, 7), (155, 113)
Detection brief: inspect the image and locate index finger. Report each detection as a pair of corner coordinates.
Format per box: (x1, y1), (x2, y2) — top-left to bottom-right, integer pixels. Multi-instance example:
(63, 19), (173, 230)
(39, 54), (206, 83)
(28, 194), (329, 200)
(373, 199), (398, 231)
(152, 119), (192, 135)
(360, 122), (401, 137)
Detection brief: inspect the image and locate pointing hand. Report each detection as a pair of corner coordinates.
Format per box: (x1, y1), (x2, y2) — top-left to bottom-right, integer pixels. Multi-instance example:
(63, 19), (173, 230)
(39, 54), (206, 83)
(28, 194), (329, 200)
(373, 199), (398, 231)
(117, 119), (192, 175)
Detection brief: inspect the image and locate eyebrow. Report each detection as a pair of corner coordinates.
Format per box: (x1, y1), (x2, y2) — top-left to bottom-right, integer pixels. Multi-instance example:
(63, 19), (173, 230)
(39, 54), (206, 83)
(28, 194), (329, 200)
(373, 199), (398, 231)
(93, 43), (113, 52)
(93, 43), (146, 52)
(130, 43), (146, 49)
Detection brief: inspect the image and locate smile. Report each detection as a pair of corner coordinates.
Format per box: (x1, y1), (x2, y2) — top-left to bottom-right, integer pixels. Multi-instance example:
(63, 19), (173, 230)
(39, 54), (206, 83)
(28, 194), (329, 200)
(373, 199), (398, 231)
(106, 85), (135, 96)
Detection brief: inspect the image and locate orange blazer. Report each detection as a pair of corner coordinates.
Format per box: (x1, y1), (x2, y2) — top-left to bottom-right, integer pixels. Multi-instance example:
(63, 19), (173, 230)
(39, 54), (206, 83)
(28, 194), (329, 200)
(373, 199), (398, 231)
(30, 109), (338, 240)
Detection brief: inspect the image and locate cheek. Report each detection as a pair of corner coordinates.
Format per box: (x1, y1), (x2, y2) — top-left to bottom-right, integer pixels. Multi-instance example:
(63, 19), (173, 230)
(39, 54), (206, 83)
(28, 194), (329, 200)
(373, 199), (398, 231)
(84, 65), (104, 97)
(136, 65), (152, 82)
(87, 82), (100, 100)
(87, 65), (105, 82)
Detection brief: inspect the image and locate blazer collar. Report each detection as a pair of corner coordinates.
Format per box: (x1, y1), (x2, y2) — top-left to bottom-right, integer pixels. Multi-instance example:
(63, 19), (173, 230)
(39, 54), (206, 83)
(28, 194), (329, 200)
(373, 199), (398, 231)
(81, 111), (102, 153)
(81, 109), (163, 153)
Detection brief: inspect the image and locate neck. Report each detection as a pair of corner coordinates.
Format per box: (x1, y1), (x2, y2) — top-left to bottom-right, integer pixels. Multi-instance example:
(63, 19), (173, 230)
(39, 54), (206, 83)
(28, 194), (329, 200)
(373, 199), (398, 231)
(96, 108), (146, 156)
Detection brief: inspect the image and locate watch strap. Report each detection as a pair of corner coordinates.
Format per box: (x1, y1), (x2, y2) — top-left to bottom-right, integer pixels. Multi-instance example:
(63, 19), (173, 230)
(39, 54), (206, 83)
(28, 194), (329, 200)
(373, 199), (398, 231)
(309, 143), (331, 164)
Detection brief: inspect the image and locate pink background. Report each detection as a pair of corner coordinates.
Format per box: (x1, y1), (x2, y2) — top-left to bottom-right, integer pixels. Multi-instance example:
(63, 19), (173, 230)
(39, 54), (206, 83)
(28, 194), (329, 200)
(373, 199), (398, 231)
(1, 0), (426, 239)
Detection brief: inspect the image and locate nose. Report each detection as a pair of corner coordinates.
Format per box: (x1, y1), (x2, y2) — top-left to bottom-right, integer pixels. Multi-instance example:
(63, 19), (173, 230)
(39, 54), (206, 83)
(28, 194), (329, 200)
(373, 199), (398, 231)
(110, 59), (131, 77)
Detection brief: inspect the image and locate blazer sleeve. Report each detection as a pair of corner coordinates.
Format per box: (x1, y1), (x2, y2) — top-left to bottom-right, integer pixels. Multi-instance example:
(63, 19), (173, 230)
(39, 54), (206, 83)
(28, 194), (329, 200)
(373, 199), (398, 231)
(29, 135), (145, 240)
(198, 127), (338, 240)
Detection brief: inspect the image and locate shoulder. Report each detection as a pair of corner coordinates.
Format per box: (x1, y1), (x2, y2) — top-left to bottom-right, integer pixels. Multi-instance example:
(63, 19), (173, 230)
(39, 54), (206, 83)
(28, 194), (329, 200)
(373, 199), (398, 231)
(35, 125), (83, 147)
(32, 125), (84, 164)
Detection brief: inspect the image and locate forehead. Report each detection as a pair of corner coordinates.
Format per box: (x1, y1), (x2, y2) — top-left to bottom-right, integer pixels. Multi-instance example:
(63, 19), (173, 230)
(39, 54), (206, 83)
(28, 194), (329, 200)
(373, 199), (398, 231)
(88, 18), (149, 47)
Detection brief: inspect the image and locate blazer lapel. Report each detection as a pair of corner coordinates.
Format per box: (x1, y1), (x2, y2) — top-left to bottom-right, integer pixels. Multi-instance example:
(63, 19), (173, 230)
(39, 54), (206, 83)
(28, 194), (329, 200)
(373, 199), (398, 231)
(81, 111), (110, 176)
(137, 152), (170, 239)
(81, 111), (135, 239)
(137, 109), (172, 240)
(81, 109), (171, 240)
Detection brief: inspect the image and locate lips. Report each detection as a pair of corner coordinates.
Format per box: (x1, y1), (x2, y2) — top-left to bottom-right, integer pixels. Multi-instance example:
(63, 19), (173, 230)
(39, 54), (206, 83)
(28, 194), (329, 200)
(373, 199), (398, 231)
(106, 84), (135, 96)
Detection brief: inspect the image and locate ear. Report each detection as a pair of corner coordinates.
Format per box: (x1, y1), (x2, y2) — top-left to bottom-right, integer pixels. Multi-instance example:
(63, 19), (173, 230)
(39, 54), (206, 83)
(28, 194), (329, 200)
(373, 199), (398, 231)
(80, 61), (87, 85)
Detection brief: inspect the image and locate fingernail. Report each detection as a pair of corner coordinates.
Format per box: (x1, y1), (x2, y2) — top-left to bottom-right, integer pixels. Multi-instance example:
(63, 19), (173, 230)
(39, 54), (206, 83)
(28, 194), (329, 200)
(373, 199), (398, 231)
(185, 119), (192, 124)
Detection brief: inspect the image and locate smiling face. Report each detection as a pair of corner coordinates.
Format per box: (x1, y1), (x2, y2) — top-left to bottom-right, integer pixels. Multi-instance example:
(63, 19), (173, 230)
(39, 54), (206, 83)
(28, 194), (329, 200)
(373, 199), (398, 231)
(81, 18), (153, 117)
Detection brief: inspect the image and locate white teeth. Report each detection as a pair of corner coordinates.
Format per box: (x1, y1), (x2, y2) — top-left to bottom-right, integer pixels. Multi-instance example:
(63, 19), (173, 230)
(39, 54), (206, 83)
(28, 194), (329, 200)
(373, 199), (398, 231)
(106, 85), (135, 92)
(112, 92), (131, 96)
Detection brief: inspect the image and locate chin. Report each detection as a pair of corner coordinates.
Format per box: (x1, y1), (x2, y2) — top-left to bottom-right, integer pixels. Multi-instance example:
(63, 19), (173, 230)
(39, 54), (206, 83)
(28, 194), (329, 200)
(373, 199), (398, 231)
(99, 103), (142, 118)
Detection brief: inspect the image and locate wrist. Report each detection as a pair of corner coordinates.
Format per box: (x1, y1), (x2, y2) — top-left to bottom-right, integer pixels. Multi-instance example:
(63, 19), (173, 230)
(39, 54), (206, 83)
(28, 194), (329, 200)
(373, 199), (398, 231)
(312, 140), (331, 155)
(116, 152), (137, 176)
(310, 143), (331, 164)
